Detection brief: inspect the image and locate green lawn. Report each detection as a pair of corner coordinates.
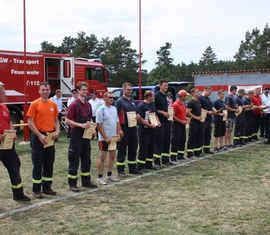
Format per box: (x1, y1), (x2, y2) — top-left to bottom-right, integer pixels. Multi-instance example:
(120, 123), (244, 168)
(0, 134), (270, 235)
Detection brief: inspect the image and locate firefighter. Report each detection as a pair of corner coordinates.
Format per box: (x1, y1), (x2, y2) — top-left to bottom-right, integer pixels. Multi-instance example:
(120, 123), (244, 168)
(27, 82), (60, 199)
(0, 86), (30, 201)
(213, 90), (226, 152)
(171, 90), (189, 162)
(186, 88), (203, 158)
(243, 91), (255, 143)
(115, 82), (141, 177)
(153, 80), (172, 168)
(225, 85), (238, 148)
(233, 89), (246, 146)
(65, 82), (97, 192)
(136, 90), (160, 171)
(198, 87), (216, 154)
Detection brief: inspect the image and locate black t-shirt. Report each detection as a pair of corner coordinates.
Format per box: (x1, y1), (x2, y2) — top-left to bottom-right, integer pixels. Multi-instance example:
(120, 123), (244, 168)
(198, 95), (213, 121)
(213, 99), (225, 122)
(154, 91), (168, 122)
(115, 96), (137, 127)
(187, 99), (201, 121)
(225, 94), (236, 119)
(136, 101), (157, 127)
(243, 98), (252, 119)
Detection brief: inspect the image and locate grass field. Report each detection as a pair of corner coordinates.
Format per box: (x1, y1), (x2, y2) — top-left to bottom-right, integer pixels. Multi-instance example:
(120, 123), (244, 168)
(0, 134), (270, 234)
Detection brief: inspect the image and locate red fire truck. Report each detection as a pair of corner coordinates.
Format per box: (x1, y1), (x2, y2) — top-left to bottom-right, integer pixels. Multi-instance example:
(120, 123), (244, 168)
(0, 50), (109, 124)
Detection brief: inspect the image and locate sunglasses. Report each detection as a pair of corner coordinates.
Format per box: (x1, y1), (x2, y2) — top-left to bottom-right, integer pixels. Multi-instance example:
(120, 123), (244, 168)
(107, 96), (114, 99)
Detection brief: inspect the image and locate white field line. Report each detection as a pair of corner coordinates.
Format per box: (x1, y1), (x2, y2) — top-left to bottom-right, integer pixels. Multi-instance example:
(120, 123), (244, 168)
(0, 140), (263, 219)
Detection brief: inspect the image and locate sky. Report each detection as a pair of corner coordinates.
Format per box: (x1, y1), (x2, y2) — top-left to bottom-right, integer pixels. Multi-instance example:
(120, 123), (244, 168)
(0, 0), (269, 71)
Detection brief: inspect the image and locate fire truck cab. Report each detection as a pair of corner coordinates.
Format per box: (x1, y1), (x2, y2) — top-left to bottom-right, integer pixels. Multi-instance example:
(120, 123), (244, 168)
(0, 50), (109, 124)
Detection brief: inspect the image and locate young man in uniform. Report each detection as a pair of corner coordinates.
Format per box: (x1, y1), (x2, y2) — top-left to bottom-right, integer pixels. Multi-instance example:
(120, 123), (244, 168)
(153, 80), (172, 168)
(171, 90), (189, 162)
(136, 90), (160, 171)
(198, 87), (216, 154)
(243, 91), (255, 143)
(65, 82), (97, 192)
(225, 85), (238, 148)
(0, 86), (30, 201)
(186, 88), (203, 158)
(27, 82), (60, 198)
(115, 82), (141, 177)
(213, 90), (226, 152)
(234, 89), (248, 146)
(96, 92), (123, 185)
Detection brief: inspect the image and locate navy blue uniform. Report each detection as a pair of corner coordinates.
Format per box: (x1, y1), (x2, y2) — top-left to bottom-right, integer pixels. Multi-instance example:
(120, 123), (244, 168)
(234, 95), (245, 145)
(136, 101), (157, 170)
(186, 99), (202, 157)
(213, 99), (226, 137)
(115, 96), (138, 173)
(153, 91), (171, 165)
(199, 95), (213, 153)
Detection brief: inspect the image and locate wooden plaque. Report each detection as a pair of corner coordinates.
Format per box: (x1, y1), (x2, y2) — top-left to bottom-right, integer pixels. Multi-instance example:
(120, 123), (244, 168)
(0, 130), (16, 150)
(83, 122), (97, 139)
(127, 111), (137, 127)
(168, 107), (174, 121)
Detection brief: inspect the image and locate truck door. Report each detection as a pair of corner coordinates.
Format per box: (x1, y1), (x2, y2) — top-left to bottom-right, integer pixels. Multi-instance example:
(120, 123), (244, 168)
(60, 57), (74, 96)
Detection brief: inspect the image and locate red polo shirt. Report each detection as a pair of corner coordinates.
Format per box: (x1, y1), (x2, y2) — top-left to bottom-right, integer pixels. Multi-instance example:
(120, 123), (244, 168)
(0, 103), (11, 134)
(251, 94), (262, 115)
(172, 99), (187, 122)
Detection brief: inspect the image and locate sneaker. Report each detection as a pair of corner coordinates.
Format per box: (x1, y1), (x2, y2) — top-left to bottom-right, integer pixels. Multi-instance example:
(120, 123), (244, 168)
(13, 193), (31, 202)
(82, 182), (98, 188)
(32, 191), (43, 199)
(42, 188), (57, 196)
(107, 175), (120, 182)
(69, 186), (81, 192)
(118, 172), (128, 178)
(96, 177), (107, 185)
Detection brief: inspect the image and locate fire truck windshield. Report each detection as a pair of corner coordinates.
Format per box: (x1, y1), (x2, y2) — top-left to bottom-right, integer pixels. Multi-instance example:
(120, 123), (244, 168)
(86, 68), (105, 83)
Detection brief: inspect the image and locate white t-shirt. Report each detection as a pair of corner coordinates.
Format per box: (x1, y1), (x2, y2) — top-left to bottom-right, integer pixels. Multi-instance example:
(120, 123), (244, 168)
(89, 98), (104, 117)
(67, 97), (76, 107)
(261, 94), (270, 113)
(96, 104), (119, 141)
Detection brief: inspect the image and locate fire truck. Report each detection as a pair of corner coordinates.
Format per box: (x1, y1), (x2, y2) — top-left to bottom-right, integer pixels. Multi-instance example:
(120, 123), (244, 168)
(193, 69), (270, 98)
(0, 50), (109, 124)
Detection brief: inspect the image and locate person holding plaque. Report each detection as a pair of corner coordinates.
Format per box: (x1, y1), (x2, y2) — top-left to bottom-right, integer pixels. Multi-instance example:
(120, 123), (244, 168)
(65, 82), (97, 192)
(234, 89), (248, 146)
(171, 90), (189, 162)
(136, 90), (160, 171)
(115, 82), (141, 177)
(153, 80), (172, 168)
(27, 82), (60, 199)
(213, 90), (226, 152)
(96, 92), (123, 185)
(225, 85), (238, 148)
(198, 87), (216, 154)
(186, 88), (203, 158)
(0, 86), (30, 201)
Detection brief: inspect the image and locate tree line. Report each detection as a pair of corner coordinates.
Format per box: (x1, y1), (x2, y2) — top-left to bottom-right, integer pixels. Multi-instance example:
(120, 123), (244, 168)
(40, 23), (270, 86)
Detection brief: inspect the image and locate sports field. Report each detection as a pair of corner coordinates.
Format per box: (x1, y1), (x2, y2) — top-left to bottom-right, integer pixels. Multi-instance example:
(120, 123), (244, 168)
(0, 134), (270, 235)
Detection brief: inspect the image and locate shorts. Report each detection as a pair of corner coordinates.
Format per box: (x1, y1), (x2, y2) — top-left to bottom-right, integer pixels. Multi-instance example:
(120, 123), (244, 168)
(214, 121), (226, 137)
(226, 118), (235, 129)
(98, 141), (117, 151)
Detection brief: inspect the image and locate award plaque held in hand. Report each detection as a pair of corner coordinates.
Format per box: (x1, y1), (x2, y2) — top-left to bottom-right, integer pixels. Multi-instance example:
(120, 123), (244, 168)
(127, 111), (137, 127)
(83, 122), (97, 139)
(0, 130), (16, 150)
